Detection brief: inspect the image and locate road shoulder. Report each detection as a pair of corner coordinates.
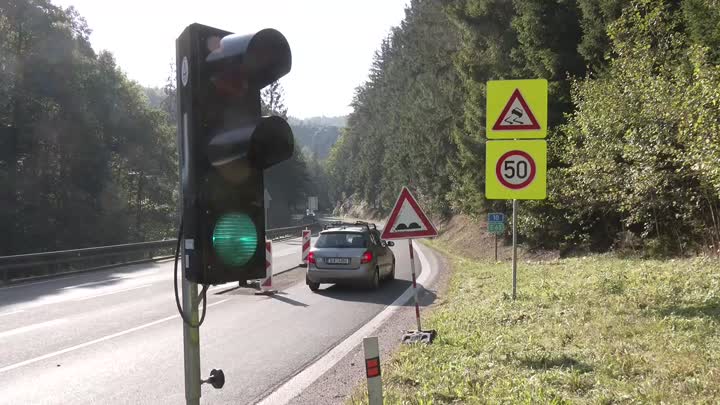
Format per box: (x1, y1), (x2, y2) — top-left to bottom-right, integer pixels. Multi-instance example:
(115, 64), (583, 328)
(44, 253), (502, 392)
(287, 241), (452, 405)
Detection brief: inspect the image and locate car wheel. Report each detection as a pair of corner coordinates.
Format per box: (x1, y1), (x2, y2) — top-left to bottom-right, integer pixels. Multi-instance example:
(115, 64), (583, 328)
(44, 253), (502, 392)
(369, 269), (380, 290)
(307, 280), (320, 292)
(388, 259), (396, 280)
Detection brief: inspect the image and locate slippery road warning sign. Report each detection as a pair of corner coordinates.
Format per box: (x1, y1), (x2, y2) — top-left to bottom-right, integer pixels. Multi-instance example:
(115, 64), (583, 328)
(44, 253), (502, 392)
(486, 140), (547, 200)
(493, 89), (540, 131)
(381, 187), (438, 240)
(487, 79), (547, 139)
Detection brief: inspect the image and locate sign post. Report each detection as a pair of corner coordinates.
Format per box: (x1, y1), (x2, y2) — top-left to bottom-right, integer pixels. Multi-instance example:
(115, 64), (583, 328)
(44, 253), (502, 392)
(363, 336), (383, 405)
(264, 189), (272, 230)
(381, 187), (438, 344)
(181, 260), (201, 405)
(486, 79), (548, 300)
(488, 213), (505, 261)
(408, 239), (421, 331)
(512, 200), (518, 300)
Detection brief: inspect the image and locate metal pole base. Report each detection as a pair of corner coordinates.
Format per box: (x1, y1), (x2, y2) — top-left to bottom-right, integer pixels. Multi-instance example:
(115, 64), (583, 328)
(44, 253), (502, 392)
(254, 289), (278, 295)
(201, 369), (225, 390)
(401, 330), (437, 344)
(240, 280), (261, 289)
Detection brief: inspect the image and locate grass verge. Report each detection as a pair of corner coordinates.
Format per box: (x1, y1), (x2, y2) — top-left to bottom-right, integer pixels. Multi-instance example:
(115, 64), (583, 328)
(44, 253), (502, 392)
(349, 241), (720, 404)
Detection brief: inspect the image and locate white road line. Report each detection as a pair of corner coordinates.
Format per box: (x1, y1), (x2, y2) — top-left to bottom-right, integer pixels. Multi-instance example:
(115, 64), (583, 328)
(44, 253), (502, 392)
(71, 284), (151, 301)
(0, 310), (24, 318)
(257, 243), (435, 405)
(0, 299), (230, 374)
(0, 275), (81, 290)
(62, 279), (118, 289)
(0, 318), (68, 339)
(208, 283), (237, 292)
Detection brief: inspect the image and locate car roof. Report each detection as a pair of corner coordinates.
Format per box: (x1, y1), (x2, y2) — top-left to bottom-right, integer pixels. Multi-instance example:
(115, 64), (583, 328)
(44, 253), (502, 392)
(320, 226), (368, 234)
(322, 221), (378, 232)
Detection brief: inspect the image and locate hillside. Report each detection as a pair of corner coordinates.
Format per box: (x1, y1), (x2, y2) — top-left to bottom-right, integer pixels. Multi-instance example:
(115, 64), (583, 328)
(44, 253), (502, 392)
(289, 118), (344, 160)
(141, 90), (345, 161)
(326, 0), (720, 256)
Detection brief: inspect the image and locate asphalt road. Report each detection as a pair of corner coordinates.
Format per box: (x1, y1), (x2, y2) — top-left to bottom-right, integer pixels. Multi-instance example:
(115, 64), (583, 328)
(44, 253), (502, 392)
(0, 234), (424, 404)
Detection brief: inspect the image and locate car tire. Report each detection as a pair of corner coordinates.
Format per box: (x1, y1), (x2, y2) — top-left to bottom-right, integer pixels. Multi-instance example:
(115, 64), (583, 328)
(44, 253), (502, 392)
(307, 280), (320, 292)
(369, 269), (380, 290)
(388, 259), (396, 280)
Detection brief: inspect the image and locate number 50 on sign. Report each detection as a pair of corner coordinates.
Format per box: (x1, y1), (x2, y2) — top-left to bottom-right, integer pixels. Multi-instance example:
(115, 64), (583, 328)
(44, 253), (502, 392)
(486, 140), (546, 200)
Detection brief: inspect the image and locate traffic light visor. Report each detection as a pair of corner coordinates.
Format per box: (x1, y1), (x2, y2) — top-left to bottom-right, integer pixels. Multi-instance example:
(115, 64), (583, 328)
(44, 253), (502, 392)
(208, 115), (294, 170)
(206, 28), (291, 89)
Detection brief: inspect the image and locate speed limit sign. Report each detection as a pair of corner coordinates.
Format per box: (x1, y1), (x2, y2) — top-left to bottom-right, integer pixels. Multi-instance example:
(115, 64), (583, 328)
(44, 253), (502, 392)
(486, 140), (546, 199)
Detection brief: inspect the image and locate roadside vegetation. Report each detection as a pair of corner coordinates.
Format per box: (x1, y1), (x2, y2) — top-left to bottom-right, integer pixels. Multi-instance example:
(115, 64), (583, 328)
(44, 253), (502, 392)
(1, 0), (323, 255)
(351, 241), (720, 404)
(328, 0), (720, 255)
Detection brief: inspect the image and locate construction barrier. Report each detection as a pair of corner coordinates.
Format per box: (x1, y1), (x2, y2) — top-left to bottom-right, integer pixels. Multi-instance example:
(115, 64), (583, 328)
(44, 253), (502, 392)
(255, 240), (276, 295)
(299, 229), (311, 267)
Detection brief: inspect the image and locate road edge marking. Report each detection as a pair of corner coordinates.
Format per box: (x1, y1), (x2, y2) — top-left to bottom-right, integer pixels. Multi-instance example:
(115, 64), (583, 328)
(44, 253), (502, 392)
(0, 318), (68, 339)
(70, 284), (151, 302)
(256, 243), (436, 405)
(0, 299), (230, 374)
(0, 310), (24, 318)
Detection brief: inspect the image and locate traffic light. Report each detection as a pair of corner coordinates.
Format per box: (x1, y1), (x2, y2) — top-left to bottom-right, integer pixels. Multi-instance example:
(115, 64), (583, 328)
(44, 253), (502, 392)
(176, 24), (294, 284)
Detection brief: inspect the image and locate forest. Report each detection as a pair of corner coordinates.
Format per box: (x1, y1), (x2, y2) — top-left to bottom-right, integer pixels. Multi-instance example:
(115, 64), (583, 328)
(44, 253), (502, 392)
(3, 0), (719, 256)
(0, 0), (316, 254)
(327, 0), (720, 255)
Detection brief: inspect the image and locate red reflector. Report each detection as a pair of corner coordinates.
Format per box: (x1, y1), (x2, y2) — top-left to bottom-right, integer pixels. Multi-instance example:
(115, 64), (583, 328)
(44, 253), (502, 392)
(365, 357), (381, 378)
(361, 251), (373, 264)
(308, 251), (316, 264)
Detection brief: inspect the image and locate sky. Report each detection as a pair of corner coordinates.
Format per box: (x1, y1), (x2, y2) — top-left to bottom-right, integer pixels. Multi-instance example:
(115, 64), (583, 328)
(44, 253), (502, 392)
(51, 0), (410, 118)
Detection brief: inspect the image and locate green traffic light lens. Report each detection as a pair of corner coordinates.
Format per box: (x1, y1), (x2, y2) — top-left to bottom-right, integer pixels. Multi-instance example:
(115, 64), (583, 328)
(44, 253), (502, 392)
(212, 213), (258, 266)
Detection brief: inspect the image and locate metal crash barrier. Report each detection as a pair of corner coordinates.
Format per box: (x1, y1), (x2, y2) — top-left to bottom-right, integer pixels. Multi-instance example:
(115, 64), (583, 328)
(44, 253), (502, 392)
(0, 222), (324, 284)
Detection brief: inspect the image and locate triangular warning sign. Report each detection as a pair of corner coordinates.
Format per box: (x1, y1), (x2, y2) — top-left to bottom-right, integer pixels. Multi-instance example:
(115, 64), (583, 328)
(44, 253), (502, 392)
(492, 89), (541, 131)
(381, 187), (438, 240)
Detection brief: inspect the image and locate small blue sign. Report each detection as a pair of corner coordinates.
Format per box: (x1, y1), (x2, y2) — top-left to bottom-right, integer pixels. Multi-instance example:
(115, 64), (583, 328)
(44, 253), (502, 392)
(488, 213), (505, 223)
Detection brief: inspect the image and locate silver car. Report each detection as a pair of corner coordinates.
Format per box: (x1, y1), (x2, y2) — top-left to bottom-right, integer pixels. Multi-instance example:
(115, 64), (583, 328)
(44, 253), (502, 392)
(305, 223), (396, 291)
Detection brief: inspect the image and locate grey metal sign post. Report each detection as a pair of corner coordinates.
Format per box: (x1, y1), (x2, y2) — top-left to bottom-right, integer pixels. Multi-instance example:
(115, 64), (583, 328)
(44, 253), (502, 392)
(512, 200), (518, 300)
(181, 252), (202, 405)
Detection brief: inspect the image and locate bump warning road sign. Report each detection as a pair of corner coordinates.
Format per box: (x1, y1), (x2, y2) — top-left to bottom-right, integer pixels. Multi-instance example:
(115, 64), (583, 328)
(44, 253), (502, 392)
(381, 187), (438, 240)
(486, 140), (547, 200)
(487, 79), (547, 139)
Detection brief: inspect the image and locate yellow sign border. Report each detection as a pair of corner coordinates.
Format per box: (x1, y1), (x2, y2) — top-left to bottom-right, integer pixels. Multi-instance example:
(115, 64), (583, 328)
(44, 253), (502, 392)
(486, 79), (548, 139)
(485, 140), (547, 200)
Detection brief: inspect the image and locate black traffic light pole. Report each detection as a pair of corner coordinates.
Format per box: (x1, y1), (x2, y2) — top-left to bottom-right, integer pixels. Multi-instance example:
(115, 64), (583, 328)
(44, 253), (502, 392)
(175, 24), (294, 404)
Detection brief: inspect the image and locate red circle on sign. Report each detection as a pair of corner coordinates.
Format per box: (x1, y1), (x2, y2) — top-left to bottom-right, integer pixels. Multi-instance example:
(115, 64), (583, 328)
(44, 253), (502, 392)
(496, 150), (536, 189)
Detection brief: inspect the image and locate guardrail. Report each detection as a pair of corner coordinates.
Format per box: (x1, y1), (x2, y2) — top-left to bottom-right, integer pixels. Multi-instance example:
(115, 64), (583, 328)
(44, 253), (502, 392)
(0, 222), (324, 284)
(266, 223), (321, 240)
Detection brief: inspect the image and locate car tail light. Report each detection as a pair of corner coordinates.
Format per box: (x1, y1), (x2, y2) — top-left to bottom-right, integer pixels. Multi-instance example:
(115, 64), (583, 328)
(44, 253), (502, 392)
(308, 251), (316, 264)
(361, 251), (373, 264)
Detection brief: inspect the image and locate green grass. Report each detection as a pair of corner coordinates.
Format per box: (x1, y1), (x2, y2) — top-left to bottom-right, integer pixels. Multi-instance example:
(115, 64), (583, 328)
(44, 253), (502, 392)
(349, 242), (720, 404)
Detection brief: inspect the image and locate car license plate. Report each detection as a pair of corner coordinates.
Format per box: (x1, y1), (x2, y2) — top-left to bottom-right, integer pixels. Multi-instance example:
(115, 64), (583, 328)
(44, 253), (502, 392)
(326, 257), (350, 265)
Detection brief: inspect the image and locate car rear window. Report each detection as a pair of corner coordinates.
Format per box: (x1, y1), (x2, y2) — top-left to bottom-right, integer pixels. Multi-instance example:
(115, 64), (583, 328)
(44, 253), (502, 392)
(315, 232), (367, 248)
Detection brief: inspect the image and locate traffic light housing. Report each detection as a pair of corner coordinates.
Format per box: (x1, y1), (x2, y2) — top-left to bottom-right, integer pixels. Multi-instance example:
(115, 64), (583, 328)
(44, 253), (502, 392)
(176, 24), (294, 284)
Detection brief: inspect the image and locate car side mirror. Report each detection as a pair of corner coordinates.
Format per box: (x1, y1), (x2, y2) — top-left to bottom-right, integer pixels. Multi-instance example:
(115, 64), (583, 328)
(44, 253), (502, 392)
(386, 241), (395, 247)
